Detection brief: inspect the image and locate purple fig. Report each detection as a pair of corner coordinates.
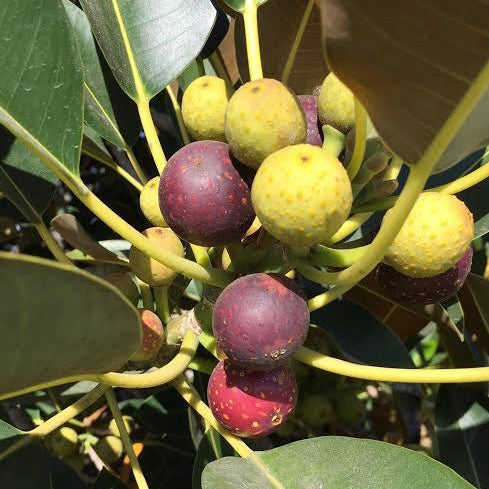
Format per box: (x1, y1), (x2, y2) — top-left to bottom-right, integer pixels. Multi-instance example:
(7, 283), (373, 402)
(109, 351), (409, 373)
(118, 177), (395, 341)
(297, 95), (322, 146)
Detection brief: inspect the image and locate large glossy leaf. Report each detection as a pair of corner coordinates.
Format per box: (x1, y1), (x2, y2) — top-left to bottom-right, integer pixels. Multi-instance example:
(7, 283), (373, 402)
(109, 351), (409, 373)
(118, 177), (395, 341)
(435, 385), (489, 488)
(0, 441), (86, 489)
(202, 436), (475, 488)
(79, 0), (217, 102)
(235, 0), (327, 94)
(0, 130), (58, 223)
(0, 252), (141, 398)
(0, 0), (83, 183)
(63, 1), (140, 149)
(0, 419), (24, 455)
(321, 0), (489, 171)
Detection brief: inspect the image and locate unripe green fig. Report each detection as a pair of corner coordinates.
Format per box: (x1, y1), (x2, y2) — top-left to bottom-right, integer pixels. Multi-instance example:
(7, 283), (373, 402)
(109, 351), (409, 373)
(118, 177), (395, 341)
(182, 75), (229, 142)
(48, 427), (79, 457)
(108, 415), (135, 437)
(225, 78), (306, 168)
(129, 227), (184, 286)
(335, 388), (366, 424)
(317, 73), (355, 133)
(96, 435), (123, 465)
(140, 177), (167, 227)
(103, 272), (139, 306)
(298, 394), (336, 427)
(251, 144), (352, 245)
(384, 192), (474, 277)
(130, 309), (165, 362)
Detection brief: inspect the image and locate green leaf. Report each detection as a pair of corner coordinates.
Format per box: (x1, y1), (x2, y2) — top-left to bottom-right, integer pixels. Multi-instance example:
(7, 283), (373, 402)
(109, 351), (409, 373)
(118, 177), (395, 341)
(235, 0), (327, 93)
(0, 441), (86, 489)
(0, 0), (83, 187)
(63, 1), (140, 148)
(79, 0), (217, 102)
(321, 0), (489, 171)
(0, 130), (58, 223)
(202, 436), (475, 488)
(311, 298), (415, 369)
(440, 295), (465, 341)
(466, 274), (489, 337)
(219, 0), (268, 13)
(0, 252), (141, 398)
(0, 419), (25, 455)
(435, 385), (489, 488)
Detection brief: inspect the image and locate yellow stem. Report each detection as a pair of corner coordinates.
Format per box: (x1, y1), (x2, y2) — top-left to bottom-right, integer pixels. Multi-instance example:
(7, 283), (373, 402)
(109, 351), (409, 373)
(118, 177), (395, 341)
(243, 0), (263, 80)
(105, 388), (149, 489)
(173, 376), (252, 457)
(31, 384), (109, 437)
(296, 346), (489, 383)
(125, 146), (148, 185)
(137, 279), (154, 310)
(346, 99), (367, 179)
(383, 155), (403, 181)
(296, 60), (489, 286)
(307, 284), (354, 312)
(0, 330), (198, 401)
(190, 244), (212, 267)
(327, 213), (372, 244)
(199, 329), (219, 358)
(165, 85), (191, 145)
(174, 376), (284, 488)
(281, 0), (314, 85)
(154, 285), (171, 324)
(71, 187), (233, 287)
(137, 101), (167, 173)
(84, 147), (144, 191)
(34, 222), (72, 265)
(434, 157), (489, 194)
(188, 357), (216, 375)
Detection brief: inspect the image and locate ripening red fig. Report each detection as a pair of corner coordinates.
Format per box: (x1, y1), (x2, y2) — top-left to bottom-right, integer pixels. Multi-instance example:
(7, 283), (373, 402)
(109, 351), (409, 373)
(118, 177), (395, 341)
(376, 247), (473, 305)
(158, 141), (255, 246)
(129, 309), (165, 362)
(208, 360), (298, 438)
(213, 273), (310, 370)
(297, 95), (322, 146)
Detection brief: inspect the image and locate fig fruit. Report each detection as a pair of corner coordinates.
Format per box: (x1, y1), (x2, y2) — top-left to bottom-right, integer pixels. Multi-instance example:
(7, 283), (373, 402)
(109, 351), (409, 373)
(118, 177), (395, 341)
(140, 177), (167, 227)
(130, 309), (165, 362)
(297, 95), (322, 146)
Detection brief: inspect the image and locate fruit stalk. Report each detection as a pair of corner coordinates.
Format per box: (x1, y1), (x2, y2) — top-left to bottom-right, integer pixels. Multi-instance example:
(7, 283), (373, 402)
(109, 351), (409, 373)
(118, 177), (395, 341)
(165, 85), (191, 145)
(307, 284), (354, 312)
(34, 221), (72, 265)
(296, 59), (489, 286)
(309, 244), (368, 268)
(106, 388), (149, 489)
(137, 101), (167, 173)
(243, 0), (263, 80)
(322, 125), (345, 158)
(154, 286), (171, 324)
(125, 146), (148, 185)
(346, 99), (367, 179)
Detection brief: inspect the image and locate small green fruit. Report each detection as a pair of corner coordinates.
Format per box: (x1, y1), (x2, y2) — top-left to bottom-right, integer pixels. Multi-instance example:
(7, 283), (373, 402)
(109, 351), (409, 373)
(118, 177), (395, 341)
(103, 272), (139, 306)
(335, 388), (366, 424)
(298, 395), (336, 427)
(129, 227), (184, 286)
(384, 192), (474, 277)
(182, 75), (229, 142)
(130, 309), (165, 362)
(96, 435), (123, 465)
(225, 78), (306, 168)
(108, 415), (135, 437)
(48, 427), (79, 457)
(317, 73), (355, 133)
(140, 177), (167, 227)
(251, 144), (352, 245)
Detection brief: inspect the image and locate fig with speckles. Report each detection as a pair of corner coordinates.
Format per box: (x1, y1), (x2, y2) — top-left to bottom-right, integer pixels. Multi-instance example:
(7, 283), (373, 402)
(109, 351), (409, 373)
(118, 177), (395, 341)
(376, 247), (473, 305)
(109, 415), (135, 437)
(159, 141), (255, 246)
(182, 76), (229, 142)
(140, 177), (167, 227)
(213, 273), (310, 370)
(130, 309), (165, 362)
(47, 427), (79, 456)
(208, 360), (298, 438)
(96, 435), (123, 465)
(252, 144), (352, 245)
(225, 78), (306, 168)
(317, 73), (355, 133)
(129, 227), (184, 286)
(297, 95), (322, 146)
(384, 192), (474, 277)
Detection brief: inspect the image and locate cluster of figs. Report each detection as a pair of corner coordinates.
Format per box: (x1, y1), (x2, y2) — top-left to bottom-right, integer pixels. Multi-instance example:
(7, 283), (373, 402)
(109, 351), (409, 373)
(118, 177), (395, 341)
(123, 71), (474, 437)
